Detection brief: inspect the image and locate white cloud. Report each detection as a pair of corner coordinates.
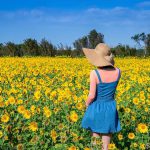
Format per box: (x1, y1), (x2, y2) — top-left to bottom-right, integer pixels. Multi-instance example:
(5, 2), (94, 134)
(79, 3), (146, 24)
(87, 6), (129, 14)
(0, 9), (76, 23)
(0, 7), (149, 47)
(83, 7), (150, 27)
(0, 7), (150, 25)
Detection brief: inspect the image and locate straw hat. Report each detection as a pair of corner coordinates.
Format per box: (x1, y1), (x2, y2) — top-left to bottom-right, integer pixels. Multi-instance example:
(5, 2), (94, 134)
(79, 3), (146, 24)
(82, 43), (115, 67)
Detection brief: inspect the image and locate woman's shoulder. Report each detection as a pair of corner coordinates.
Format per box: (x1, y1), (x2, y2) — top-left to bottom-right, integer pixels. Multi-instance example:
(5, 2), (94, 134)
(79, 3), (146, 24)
(117, 67), (121, 72)
(90, 69), (96, 75)
(89, 69), (98, 78)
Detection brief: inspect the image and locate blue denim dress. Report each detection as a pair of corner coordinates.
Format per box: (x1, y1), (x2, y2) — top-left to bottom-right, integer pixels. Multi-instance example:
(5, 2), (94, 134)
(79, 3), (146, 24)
(81, 68), (122, 134)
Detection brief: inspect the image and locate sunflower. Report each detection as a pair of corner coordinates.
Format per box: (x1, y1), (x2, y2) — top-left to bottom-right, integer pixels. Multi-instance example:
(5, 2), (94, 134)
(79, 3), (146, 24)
(28, 122), (38, 132)
(0, 102), (4, 107)
(118, 134), (123, 140)
(68, 145), (77, 150)
(44, 110), (51, 118)
(140, 143), (145, 149)
(17, 99), (23, 104)
(133, 143), (138, 148)
(58, 123), (64, 130)
(137, 123), (148, 133)
(43, 106), (52, 118)
(17, 105), (26, 114)
(50, 129), (57, 139)
(76, 102), (83, 110)
(144, 107), (148, 112)
(0, 131), (3, 138)
(108, 143), (116, 149)
(128, 132), (135, 139)
(125, 108), (131, 113)
(8, 96), (16, 105)
(30, 105), (36, 113)
(132, 98), (139, 105)
(23, 110), (31, 119)
(50, 91), (57, 99)
(17, 144), (24, 150)
(1, 114), (10, 123)
(34, 91), (41, 101)
(69, 111), (78, 122)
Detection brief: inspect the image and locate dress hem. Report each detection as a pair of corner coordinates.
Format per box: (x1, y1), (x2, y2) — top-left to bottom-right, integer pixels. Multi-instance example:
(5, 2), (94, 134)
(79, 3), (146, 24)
(81, 125), (122, 134)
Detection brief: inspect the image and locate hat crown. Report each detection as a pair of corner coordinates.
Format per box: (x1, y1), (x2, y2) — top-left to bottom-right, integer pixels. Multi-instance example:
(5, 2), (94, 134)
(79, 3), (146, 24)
(95, 43), (111, 56)
(82, 43), (115, 67)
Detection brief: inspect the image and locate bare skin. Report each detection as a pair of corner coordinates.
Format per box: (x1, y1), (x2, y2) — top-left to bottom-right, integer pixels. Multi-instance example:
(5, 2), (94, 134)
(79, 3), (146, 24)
(91, 132), (112, 150)
(90, 66), (115, 149)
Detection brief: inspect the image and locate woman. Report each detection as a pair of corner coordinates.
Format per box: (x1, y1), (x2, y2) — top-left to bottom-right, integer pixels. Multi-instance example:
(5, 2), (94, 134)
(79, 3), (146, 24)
(81, 43), (122, 150)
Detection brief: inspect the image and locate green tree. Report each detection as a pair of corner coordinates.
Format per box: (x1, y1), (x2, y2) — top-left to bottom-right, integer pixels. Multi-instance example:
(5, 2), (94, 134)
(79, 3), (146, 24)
(145, 34), (150, 56)
(131, 32), (150, 57)
(5, 42), (17, 56)
(73, 29), (104, 55)
(73, 36), (88, 51)
(0, 43), (4, 56)
(88, 29), (104, 48)
(40, 38), (56, 56)
(22, 38), (40, 56)
(57, 43), (72, 56)
(113, 44), (136, 57)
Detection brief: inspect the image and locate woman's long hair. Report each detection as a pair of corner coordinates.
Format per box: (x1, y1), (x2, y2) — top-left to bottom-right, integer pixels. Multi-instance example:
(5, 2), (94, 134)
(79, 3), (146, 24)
(97, 65), (116, 70)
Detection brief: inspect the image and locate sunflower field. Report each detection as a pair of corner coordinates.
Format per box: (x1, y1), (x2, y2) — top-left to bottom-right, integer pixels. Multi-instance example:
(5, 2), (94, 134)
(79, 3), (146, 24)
(0, 56), (149, 150)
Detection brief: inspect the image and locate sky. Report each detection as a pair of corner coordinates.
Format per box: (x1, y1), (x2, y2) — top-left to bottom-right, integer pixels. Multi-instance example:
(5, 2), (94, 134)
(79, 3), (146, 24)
(0, 0), (150, 48)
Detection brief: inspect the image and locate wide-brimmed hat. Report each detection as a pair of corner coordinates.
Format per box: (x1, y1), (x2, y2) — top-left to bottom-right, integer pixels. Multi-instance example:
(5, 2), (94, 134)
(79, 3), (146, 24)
(82, 43), (114, 67)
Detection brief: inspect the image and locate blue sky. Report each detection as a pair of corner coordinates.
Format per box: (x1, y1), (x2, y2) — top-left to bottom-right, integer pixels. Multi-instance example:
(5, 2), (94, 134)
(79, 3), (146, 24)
(0, 0), (150, 48)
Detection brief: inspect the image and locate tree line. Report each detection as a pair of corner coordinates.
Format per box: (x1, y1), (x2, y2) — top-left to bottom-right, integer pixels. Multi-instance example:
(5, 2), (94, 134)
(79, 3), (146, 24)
(0, 29), (150, 57)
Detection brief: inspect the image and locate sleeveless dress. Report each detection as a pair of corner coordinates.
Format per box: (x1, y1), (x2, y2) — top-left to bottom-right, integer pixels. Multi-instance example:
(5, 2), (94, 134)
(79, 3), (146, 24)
(81, 68), (122, 134)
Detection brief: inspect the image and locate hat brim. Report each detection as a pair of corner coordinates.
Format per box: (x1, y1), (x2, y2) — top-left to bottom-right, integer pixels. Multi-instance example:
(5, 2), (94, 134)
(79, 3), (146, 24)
(82, 48), (114, 67)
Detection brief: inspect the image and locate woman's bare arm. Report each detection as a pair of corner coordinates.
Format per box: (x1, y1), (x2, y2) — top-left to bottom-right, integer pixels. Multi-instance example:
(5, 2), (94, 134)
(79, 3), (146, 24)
(85, 70), (96, 107)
